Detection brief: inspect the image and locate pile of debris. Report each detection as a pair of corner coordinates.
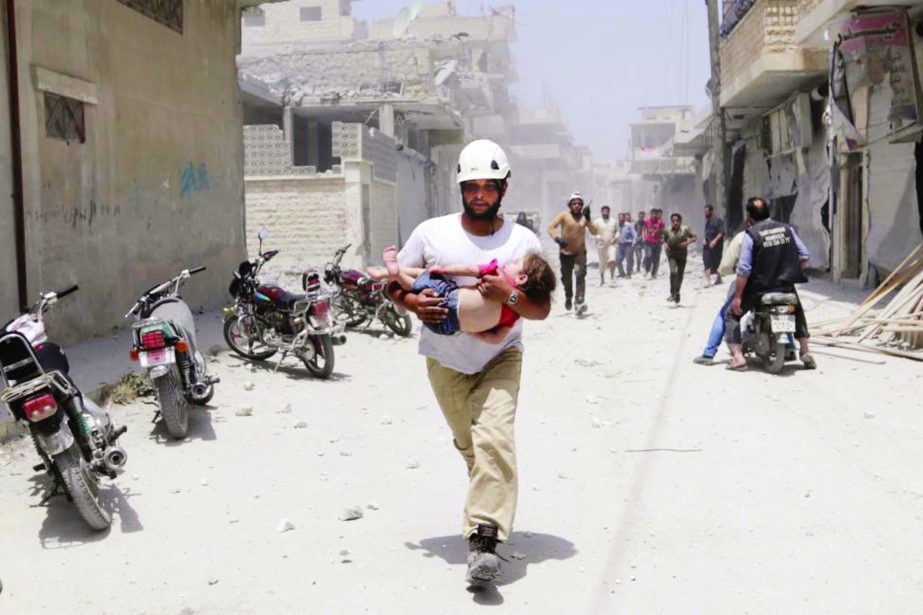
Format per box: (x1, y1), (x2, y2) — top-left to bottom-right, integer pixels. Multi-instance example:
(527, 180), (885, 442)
(815, 243), (923, 361)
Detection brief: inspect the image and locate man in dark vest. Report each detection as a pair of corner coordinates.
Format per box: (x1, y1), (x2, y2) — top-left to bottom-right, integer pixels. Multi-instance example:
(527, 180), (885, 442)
(725, 197), (816, 370)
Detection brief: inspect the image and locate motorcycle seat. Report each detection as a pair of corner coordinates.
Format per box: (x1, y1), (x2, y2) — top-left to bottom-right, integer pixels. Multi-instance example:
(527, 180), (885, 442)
(760, 292), (798, 305)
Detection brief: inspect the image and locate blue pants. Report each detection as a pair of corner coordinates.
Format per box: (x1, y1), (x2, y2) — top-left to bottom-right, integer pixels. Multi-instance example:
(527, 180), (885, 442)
(411, 272), (461, 336)
(703, 284), (735, 358)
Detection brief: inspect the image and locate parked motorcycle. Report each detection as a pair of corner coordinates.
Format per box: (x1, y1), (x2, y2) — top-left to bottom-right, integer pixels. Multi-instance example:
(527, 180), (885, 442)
(324, 244), (413, 337)
(741, 292), (799, 374)
(1, 286), (127, 531)
(223, 229), (344, 379)
(126, 267), (218, 439)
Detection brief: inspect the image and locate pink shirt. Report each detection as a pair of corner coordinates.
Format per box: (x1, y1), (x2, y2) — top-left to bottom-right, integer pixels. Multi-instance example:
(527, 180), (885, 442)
(643, 218), (665, 243)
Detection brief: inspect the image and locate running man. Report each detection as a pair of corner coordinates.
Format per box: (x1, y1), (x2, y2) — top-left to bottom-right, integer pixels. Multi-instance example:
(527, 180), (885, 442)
(388, 139), (551, 586)
(548, 192), (591, 313)
(663, 213), (697, 304)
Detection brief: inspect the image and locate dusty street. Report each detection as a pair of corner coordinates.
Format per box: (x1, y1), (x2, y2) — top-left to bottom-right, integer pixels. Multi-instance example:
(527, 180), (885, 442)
(2, 256), (922, 614)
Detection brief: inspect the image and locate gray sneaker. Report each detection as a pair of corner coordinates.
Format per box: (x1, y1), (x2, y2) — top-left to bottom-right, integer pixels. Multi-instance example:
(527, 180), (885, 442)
(466, 526), (501, 585)
(693, 355), (715, 365)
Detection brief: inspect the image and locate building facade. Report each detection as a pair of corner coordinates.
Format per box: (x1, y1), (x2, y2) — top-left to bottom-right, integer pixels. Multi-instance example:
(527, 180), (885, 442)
(0, 0), (275, 342)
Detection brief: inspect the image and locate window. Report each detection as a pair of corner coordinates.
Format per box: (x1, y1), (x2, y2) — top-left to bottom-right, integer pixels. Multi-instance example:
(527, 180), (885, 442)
(44, 93), (85, 144)
(117, 0), (183, 34)
(243, 6), (265, 27)
(300, 6), (322, 21)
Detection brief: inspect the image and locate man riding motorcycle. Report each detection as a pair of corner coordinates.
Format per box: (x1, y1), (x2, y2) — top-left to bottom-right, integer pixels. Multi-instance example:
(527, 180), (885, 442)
(725, 197), (816, 371)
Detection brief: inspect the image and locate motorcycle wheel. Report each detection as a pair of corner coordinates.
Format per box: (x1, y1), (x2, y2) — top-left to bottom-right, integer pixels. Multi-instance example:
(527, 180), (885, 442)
(764, 338), (787, 375)
(155, 371), (189, 439)
(54, 445), (111, 531)
(382, 305), (413, 337)
(224, 315), (277, 360)
(303, 334), (335, 379)
(334, 294), (367, 328)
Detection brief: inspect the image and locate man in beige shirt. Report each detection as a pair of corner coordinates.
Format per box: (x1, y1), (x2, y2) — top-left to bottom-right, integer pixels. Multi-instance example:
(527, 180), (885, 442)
(548, 192), (591, 313)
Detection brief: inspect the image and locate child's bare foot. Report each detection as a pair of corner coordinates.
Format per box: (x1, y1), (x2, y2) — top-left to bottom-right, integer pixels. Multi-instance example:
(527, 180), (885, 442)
(366, 266), (389, 280)
(382, 246), (400, 277)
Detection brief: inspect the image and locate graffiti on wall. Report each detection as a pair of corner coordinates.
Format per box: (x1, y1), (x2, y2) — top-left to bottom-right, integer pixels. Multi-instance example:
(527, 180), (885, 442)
(180, 161), (210, 199)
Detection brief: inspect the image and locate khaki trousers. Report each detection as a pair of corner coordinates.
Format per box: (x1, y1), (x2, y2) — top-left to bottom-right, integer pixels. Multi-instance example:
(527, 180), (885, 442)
(426, 348), (522, 542)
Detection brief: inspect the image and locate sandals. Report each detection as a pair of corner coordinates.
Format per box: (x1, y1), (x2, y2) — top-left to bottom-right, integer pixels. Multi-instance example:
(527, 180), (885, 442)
(725, 362), (748, 372)
(800, 353), (817, 370)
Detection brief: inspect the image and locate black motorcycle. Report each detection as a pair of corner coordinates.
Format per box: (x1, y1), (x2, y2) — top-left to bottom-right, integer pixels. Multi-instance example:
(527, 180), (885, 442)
(1, 287), (127, 531)
(324, 244), (413, 337)
(223, 229), (345, 379)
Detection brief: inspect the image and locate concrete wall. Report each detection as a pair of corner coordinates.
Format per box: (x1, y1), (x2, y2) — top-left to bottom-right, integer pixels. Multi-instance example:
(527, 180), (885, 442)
(0, 0), (17, 319)
(245, 175), (349, 271)
(12, 0), (247, 345)
(395, 150), (428, 245)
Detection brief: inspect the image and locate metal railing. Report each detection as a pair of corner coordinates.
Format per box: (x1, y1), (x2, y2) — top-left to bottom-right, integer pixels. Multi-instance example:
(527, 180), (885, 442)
(720, 0), (756, 37)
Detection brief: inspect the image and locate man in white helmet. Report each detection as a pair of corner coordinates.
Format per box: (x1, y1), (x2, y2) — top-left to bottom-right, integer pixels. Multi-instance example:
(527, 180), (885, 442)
(388, 139), (550, 586)
(547, 192), (592, 313)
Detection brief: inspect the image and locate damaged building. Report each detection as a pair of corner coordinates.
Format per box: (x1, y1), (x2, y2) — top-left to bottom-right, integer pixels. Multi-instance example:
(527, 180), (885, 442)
(711, 0), (923, 285)
(236, 0), (521, 270)
(0, 0), (279, 342)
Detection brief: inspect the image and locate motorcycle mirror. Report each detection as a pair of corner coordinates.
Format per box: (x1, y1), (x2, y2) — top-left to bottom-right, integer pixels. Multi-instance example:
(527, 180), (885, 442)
(258, 228), (269, 240)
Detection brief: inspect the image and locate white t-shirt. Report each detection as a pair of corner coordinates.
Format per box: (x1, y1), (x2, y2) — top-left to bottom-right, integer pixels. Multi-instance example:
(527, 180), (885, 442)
(398, 213), (543, 374)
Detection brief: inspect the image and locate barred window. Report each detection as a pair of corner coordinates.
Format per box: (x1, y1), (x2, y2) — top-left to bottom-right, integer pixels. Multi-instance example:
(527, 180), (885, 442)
(300, 6), (322, 21)
(117, 0), (183, 34)
(44, 93), (85, 144)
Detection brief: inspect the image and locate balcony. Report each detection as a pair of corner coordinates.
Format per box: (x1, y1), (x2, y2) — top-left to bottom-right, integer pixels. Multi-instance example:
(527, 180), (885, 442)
(719, 0), (828, 108)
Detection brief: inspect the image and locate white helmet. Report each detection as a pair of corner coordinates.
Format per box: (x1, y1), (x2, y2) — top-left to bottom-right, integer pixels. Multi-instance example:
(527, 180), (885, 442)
(567, 191), (585, 206)
(456, 139), (511, 184)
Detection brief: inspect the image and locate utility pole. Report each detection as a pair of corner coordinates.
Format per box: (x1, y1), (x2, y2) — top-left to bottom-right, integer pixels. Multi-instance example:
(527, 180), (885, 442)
(706, 0), (728, 224)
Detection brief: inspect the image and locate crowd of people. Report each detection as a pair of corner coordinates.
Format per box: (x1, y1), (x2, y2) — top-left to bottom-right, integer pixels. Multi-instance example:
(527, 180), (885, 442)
(546, 196), (714, 309)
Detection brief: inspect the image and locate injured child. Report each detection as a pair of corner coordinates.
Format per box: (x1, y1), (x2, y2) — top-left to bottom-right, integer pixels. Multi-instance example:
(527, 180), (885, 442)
(369, 246), (556, 344)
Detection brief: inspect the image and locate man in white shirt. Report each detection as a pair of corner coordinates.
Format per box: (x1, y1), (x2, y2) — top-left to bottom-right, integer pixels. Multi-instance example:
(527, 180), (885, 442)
(591, 205), (618, 285)
(389, 139), (551, 586)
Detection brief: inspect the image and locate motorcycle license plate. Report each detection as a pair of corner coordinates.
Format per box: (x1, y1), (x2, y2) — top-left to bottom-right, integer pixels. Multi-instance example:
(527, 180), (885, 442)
(139, 347), (175, 368)
(770, 315), (796, 333)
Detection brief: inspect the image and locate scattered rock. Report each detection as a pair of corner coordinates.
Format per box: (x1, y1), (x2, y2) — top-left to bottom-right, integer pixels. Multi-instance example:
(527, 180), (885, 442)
(278, 404), (293, 414)
(339, 506), (364, 521)
(367, 501), (380, 511)
(406, 458), (420, 470)
(339, 549), (352, 563)
(339, 451), (352, 457)
(380, 416), (393, 426)
(200, 478), (209, 487)
(208, 577), (219, 586)
(585, 395), (600, 405)
(277, 519), (295, 533)
(575, 358), (602, 367)
(131, 474), (140, 481)
(379, 334), (389, 340)
(235, 406), (253, 417)
(523, 531), (534, 539)
(293, 421), (308, 429)
(863, 411), (875, 419)
(510, 552), (527, 560)
(557, 472), (568, 479)
(243, 381), (255, 391)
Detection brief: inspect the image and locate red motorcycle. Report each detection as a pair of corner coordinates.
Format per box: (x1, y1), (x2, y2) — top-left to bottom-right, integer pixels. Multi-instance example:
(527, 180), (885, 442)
(223, 229), (344, 379)
(324, 244), (413, 337)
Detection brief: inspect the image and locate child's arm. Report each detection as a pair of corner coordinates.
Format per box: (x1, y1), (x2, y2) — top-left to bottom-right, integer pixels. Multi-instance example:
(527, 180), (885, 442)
(430, 263), (481, 277)
(473, 326), (512, 345)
